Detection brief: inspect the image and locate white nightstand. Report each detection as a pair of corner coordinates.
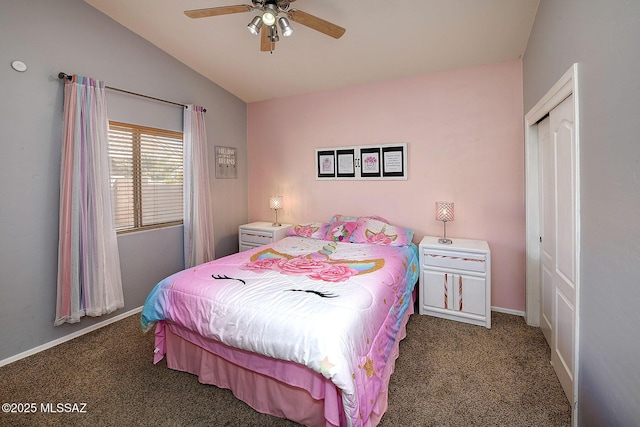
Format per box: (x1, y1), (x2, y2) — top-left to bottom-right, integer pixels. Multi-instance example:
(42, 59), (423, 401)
(238, 222), (292, 252)
(418, 236), (491, 328)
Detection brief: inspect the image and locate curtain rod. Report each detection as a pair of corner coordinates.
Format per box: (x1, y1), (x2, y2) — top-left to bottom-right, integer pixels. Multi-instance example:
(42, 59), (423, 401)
(57, 72), (205, 112)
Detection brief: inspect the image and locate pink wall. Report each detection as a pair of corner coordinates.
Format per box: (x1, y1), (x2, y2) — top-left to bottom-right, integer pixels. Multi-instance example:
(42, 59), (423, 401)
(247, 60), (525, 312)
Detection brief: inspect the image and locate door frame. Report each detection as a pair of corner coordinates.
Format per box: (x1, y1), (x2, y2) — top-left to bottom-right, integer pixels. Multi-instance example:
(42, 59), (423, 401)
(524, 63), (580, 420)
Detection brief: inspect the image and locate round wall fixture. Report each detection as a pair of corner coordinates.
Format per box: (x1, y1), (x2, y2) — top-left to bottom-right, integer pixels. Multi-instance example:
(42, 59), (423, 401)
(11, 60), (27, 72)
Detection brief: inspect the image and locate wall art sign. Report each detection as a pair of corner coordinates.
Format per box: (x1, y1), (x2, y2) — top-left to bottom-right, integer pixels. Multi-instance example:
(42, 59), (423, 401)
(215, 146), (237, 179)
(315, 143), (407, 180)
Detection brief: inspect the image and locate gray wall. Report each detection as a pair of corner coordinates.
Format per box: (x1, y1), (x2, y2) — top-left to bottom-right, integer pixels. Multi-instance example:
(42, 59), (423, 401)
(523, 1), (640, 424)
(0, 0), (248, 362)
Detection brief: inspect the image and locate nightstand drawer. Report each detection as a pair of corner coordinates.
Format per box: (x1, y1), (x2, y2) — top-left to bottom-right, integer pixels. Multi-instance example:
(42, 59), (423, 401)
(240, 230), (273, 245)
(422, 249), (486, 273)
(238, 222), (293, 252)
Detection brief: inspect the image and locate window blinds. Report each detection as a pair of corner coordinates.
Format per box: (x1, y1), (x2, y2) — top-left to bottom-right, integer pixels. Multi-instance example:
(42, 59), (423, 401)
(108, 122), (184, 232)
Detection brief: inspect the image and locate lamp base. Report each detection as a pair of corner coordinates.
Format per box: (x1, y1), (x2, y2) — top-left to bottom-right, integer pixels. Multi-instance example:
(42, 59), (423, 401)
(272, 222), (281, 227)
(438, 220), (452, 244)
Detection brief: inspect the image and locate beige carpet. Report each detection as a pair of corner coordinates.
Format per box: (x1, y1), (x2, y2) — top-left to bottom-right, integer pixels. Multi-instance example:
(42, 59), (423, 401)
(0, 311), (570, 427)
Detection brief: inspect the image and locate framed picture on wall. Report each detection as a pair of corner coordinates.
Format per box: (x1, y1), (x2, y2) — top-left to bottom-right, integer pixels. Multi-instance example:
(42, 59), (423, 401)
(336, 149), (356, 178)
(316, 143), (407, 180)
(317, 150), (336, 178)
(215, 146), (237, 179)
(360, 147), (381, 178)
(382, 145), (405, 177)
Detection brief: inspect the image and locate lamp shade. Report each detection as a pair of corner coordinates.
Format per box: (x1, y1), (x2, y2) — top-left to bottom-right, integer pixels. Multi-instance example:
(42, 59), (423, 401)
(435, 201), (454, 222)
(247, 16), (263, 35)
(278, 17), (294, 36)
(262, 5), (278, 26)
(270, 195), (283, 210)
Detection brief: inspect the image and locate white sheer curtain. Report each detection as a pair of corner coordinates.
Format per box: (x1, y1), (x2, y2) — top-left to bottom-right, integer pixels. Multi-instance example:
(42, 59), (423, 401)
(183, 105), (215, 268)
(55, 75), (124, 326)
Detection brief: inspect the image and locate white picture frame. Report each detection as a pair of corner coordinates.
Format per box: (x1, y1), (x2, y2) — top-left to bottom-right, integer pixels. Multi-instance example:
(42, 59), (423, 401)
(315, 143), (407, 180)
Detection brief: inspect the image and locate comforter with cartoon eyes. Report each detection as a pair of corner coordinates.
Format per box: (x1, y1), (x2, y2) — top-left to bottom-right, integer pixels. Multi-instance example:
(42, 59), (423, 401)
(141, 236), (419, 427)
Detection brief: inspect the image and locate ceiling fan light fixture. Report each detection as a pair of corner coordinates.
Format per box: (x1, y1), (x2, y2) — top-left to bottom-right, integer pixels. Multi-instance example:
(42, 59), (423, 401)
(183, 2), (347, 51)
(278, 17), (293, 37)
(261, 4), (278, 26)
(247, 15), (263, 35)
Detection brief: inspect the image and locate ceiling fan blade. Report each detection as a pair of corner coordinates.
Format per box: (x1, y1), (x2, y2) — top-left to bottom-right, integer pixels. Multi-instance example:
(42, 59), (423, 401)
(261, 27), (275, 52)
(288, 9), (346, 39)
(184, 5), (253, 19)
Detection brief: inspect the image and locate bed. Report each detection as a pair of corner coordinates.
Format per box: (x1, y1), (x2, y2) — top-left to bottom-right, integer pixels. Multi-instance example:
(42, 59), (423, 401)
(141, 215), (419, 427)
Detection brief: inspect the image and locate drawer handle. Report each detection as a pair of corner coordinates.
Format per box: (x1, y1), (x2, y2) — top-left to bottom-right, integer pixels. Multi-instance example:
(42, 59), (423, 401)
(444, 273), (448, 309)
(426, 254), (484, 263)
(244, 232), (267, 238)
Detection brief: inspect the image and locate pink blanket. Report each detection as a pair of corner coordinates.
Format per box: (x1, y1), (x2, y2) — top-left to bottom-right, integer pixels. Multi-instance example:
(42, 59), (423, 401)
(142, 236), (419, 427)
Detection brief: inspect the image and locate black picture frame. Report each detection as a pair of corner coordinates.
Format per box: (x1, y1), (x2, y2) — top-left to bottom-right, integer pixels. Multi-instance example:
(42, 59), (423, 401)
(317, 150), (336, 178)
(336, 149), (356, 178)
(316, 143), (407, 180)
(382, 146), (405, 177)
(360, 147), (381, 178)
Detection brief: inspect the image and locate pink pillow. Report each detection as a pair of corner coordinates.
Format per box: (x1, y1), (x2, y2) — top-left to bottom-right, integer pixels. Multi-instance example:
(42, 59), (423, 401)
(324, 221), (358, 242)
(352, 217), (414, 246)
(287, 222), (329, 239)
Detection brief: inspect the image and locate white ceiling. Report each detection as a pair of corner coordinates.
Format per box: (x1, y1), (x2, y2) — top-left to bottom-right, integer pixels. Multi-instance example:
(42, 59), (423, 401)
(84, 0), (539, 103)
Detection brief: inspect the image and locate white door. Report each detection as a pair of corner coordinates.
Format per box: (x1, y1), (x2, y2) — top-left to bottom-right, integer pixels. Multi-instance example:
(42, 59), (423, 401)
(539, 95), (577, 406)
(538, 115), (554, 346)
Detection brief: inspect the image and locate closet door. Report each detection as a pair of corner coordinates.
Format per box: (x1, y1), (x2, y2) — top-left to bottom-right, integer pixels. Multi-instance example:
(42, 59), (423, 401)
(540, 95), (577, 406)
(539, 115), (554, 347)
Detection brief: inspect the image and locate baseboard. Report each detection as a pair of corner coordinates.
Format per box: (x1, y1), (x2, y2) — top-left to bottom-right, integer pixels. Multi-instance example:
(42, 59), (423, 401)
(491, 306), (526, 317)
(0, 306), (143, 368)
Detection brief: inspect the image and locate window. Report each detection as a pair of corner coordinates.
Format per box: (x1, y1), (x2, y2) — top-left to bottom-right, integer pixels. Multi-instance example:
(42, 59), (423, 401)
(108, 122), (183, 233)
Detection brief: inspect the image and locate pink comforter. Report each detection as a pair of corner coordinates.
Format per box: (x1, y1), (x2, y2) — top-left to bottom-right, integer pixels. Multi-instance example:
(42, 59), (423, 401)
(141, 236), (419, 427)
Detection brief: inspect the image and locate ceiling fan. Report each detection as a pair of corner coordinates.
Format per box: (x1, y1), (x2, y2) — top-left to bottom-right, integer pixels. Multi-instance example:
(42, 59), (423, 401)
(184, 0), (346, 52)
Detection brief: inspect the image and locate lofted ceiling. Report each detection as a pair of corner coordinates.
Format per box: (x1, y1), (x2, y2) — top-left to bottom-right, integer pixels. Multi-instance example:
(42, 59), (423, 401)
(84, 0), (539, 103)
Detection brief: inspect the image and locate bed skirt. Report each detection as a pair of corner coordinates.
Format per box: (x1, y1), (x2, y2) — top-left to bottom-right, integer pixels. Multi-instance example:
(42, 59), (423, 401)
(157, 292), (415, 427)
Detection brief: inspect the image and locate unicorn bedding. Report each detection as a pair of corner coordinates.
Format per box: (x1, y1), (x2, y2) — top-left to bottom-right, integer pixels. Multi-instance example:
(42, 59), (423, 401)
(141, 216), (419, 427)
